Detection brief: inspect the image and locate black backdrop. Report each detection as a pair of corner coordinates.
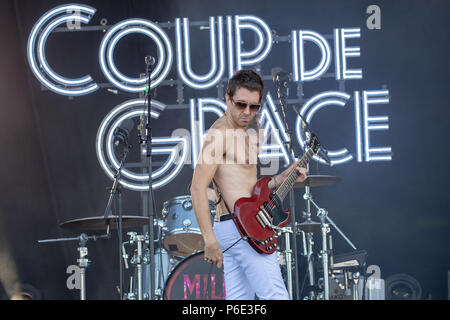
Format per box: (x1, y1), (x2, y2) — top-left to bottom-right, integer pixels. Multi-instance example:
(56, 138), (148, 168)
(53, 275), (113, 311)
(0, 0), (449, 300)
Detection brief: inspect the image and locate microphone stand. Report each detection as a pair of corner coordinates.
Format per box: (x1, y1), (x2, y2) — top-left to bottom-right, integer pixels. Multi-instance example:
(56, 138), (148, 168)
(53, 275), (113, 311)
(103, 141), (132, 300)
(142, 56), (156, 300)
(273, 72), (300, 300)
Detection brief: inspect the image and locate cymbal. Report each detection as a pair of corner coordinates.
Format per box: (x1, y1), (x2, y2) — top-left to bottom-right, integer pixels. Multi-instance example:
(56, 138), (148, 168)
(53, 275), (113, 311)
(297, 220), (321, 233)
(294, 175), (341, 188)
(60, 215), (150, 231)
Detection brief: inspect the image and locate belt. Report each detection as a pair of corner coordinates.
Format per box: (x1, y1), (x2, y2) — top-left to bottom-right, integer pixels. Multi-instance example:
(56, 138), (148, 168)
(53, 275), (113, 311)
(215, 213), (233, 222)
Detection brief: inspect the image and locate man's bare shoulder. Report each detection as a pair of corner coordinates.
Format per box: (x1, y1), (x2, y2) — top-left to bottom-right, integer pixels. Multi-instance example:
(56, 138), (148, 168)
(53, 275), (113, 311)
(204, 116), (232, 140)
(209, 116), (229, 131)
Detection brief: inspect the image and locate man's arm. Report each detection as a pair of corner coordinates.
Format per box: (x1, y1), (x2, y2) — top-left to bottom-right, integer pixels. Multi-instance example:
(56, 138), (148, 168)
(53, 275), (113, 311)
(190, 129), (225, 268)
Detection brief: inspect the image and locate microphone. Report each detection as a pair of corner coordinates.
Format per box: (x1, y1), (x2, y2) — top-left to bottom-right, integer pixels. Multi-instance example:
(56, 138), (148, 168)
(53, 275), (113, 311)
(272, 67), (291, 87)
(113, 118), (135, 147)
(145, 55), (156, 66)
(293, 106), (333, 166)
(319, 148), (333, 166)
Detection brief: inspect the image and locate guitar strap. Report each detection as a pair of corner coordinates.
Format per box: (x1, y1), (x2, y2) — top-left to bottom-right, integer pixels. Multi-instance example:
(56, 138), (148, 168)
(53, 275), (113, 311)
(211, 178), (234, 220)
(211, 178), (250, 246)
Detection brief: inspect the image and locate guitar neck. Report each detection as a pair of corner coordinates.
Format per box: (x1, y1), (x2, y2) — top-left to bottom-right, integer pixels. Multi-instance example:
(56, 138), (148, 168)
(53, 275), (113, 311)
(275, 149), (315, 201)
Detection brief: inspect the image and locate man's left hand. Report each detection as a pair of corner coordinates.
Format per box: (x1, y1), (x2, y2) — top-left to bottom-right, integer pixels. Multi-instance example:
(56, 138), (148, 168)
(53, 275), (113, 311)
(276, 159), (308, 186)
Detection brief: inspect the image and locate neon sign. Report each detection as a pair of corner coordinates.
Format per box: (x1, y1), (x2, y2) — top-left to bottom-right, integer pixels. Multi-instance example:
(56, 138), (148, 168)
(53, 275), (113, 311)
(27, 4), (99, 96)
(99, 18), (173, 92)
(28, 4), (392, 190)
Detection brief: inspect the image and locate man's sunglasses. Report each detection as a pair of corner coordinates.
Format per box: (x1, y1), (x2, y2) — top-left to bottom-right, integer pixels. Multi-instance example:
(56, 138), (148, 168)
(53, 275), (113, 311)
(231, 98), (261, 112)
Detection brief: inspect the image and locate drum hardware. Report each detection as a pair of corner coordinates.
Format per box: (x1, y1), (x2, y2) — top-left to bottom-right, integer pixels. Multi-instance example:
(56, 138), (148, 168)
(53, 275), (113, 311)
(121, 242), (129, 270)
(141, 248), (174, 299)
(297, 228), (317, 300)
(55, 213), (148, 300)
(283, 227), (294, 299)
(126, 276), (136, 300)
(122, 218), (173, 300)
(291, 156), (359, 300)
(124, 232), (147, 300)
(299, 222), (319, 300)
(296, 163), (319, 300)
(123, 246), (174, 300)
(302, 194), (358, 300)
(290, 97), (347, 300)
(37, 233), (110, 300)
(60, 135), (136, 299)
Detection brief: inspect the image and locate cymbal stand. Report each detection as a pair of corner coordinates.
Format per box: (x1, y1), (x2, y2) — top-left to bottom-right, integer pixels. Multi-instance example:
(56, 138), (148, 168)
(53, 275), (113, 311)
(305, 195), (357, 300)
(282, 227), (293, 299)
(77, 235), (89, 301)
(38, 233), (110, 300)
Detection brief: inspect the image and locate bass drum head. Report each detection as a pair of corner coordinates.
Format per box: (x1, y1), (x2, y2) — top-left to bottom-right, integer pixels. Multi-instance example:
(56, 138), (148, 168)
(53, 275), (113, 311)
(163, 251), (225, 300)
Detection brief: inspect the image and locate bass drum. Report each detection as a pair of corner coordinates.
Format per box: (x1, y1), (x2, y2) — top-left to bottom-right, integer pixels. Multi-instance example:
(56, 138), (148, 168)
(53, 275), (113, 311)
(163, 251), (225, 300)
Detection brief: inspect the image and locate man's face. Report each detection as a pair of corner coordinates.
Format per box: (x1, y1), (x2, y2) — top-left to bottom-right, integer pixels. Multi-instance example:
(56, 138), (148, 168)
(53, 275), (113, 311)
(225, 87), (261, 129)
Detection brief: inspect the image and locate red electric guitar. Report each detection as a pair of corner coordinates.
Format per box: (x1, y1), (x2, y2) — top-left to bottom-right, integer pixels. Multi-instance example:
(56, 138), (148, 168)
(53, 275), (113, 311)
(232, 133), (321, 254)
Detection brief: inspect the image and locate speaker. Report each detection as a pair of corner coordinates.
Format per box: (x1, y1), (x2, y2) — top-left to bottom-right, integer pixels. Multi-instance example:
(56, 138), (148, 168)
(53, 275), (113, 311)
(385, 274), (422, 300)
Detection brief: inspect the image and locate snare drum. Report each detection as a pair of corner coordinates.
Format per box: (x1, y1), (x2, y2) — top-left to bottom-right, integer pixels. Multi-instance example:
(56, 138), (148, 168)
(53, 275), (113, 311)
(163, 251), (225, 300)
(162, 195), (215, 256)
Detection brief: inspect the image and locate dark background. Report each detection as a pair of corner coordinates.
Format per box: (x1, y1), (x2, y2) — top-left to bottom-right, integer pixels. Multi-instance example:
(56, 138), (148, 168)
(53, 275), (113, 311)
(0, 0), (449, 300)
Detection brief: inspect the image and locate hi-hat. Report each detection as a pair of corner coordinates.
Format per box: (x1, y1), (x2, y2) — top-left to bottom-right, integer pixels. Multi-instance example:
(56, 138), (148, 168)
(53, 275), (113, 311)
(60, 215), (150, 231)
(294, 175), (341, 188)
(297, 220), (322, 233)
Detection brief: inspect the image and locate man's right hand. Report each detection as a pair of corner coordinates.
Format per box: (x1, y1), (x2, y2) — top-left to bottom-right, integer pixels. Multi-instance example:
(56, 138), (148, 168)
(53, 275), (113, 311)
(204, 239), (223, 269)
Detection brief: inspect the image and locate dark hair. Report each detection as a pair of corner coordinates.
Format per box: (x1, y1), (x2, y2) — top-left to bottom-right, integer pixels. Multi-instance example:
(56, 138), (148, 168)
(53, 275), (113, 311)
(226, 69), (264, 102)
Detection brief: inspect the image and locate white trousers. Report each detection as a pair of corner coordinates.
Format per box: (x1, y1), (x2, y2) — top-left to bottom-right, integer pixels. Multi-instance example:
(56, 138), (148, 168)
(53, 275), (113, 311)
(213, 219), (289, 300)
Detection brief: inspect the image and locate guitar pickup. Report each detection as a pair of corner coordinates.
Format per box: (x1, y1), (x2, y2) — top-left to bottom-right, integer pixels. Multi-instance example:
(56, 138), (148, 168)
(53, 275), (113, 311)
(259, 206), (273, 226)
(255, 213), (266, 229)
(257, 210), (271, 229)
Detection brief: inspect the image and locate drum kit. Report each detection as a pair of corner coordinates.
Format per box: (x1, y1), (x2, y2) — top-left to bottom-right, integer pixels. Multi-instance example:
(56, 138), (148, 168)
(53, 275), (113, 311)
(38, 173), (364, 300)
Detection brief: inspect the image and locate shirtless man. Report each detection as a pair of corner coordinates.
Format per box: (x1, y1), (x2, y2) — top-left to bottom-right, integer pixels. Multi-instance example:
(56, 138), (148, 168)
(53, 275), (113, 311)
(190, 70), (307, 300)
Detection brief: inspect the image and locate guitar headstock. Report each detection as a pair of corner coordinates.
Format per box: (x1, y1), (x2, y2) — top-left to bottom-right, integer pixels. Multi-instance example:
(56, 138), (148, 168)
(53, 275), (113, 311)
(306, 132), (321, 155)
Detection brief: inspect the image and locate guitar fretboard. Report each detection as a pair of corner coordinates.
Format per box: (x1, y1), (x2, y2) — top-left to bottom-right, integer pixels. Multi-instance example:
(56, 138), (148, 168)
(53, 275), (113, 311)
(274, 149), (314, 201)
